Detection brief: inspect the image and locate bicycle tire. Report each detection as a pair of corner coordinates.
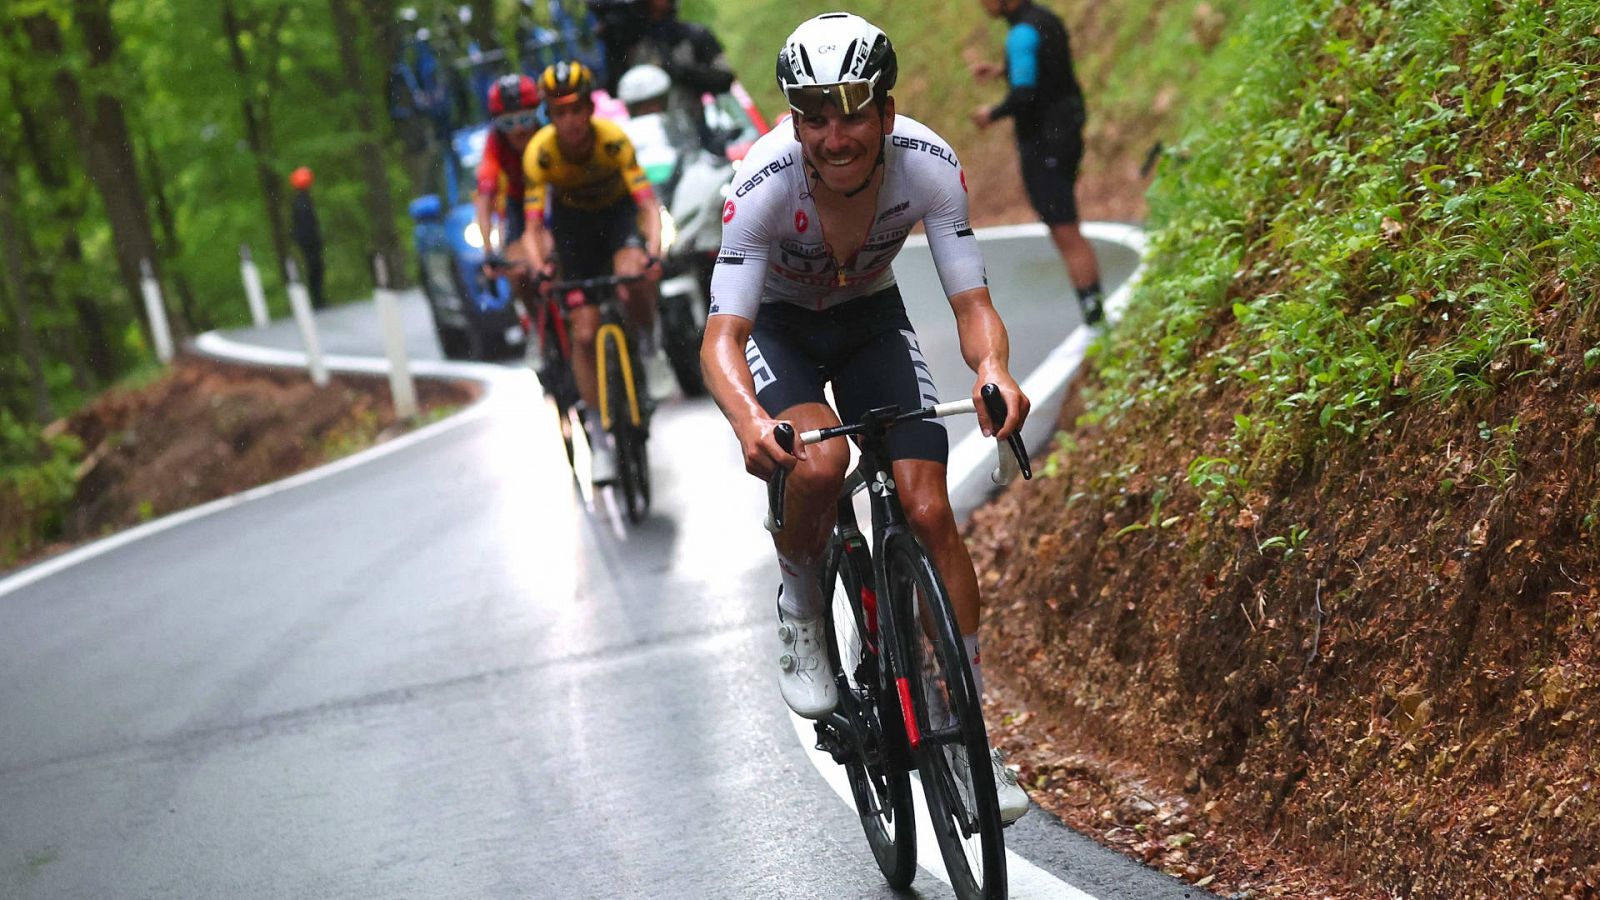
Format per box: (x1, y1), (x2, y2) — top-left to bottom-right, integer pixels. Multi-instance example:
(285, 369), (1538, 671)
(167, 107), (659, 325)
(824, 536), (917, 888)
(885, 535), (1006, 900)
(601, 332), (649, 522)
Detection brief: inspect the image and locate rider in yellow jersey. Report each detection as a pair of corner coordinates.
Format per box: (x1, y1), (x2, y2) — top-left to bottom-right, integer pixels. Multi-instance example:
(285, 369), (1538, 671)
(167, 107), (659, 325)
(518, 61), (663, 486)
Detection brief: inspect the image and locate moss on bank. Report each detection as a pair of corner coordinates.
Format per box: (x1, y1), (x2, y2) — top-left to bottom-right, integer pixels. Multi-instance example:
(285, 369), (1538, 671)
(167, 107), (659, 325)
(974, 0), (1600, 895)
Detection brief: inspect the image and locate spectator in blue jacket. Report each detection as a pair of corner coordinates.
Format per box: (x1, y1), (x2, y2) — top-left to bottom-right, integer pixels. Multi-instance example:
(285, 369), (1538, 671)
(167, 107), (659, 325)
(971, 0), (1103, 324)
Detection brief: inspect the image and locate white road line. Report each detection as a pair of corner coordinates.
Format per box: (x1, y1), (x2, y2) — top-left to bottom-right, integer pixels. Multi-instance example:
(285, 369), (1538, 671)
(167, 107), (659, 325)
(788, 711), (1098, 900)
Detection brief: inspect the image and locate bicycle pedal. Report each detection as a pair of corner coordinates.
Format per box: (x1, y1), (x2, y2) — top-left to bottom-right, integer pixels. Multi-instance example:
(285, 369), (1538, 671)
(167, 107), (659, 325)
(813, 722), (854, 765)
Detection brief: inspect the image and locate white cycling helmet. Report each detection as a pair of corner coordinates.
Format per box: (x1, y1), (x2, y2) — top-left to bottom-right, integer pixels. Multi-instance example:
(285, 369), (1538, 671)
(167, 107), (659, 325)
(776, 13), (898, 115)
(617, 64), (672, 107)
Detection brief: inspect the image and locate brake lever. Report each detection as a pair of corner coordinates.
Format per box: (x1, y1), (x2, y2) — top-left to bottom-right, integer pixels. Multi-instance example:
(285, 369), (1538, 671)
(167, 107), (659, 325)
(765, 423), (796, 532)
(980, 384), (1031, 481)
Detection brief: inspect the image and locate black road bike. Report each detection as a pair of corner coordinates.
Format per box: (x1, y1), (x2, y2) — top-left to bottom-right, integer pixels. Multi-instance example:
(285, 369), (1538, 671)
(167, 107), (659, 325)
(766, 385), (1031, 900)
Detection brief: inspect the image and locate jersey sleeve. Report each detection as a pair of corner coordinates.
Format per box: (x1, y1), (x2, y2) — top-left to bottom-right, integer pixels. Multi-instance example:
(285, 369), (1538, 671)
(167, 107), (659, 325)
(707, 196), (773, 321)
(991, 23), (1042, 121)
(616, 134), (655, 203)
(475, 144), (502, 199)
(920, 155), (987, 300)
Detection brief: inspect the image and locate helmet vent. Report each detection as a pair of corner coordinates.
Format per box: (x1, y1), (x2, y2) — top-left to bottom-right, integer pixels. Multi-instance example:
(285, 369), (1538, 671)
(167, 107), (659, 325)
(839, 39), (859, 80)
(798, 43), (816, 79)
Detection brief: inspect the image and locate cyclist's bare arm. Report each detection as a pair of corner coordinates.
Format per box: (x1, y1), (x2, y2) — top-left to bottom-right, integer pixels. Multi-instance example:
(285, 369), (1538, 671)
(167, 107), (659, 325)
(518, 213), (551, 275)
(701, 314), (803, 477)
(949, 285), (1029, 440)
(473, 194), (497, 258)
(634, 189), (663, 262)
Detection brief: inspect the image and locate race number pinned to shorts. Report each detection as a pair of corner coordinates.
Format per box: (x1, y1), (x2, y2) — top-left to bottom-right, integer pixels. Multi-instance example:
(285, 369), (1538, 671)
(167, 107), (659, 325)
(745, 337), (778, 393)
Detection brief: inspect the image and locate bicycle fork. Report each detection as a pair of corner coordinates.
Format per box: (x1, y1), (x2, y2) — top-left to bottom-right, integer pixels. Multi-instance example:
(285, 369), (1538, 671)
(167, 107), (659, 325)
(594, 323), (642, 431)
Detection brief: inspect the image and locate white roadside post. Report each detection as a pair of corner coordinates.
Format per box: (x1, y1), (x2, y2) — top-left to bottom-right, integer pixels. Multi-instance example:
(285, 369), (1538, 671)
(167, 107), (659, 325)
(285, 258), (329, 387)
(138, 258), (175, 363)
(240, 244), (270, 327)
(372, 253), (418, 419)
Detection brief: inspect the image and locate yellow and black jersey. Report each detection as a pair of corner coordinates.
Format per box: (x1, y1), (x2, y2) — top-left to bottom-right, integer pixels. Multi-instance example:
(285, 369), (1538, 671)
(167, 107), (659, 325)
(522, 117), (653, 215)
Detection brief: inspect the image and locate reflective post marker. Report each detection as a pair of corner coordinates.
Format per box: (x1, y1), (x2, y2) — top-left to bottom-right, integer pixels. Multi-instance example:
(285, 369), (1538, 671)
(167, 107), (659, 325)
(286, 258), (328, 387)
(372, 253), (418, 419)
(139, 258), (175, 364)
(240, 244), (269, 327)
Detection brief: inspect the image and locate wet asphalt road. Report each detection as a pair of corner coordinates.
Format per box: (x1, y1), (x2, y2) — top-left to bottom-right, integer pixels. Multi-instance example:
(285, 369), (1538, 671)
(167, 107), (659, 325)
(0, 229), (1203, 899)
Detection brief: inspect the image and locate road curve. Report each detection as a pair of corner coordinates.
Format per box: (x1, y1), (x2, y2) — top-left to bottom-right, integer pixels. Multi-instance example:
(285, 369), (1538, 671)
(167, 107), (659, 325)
(0, 225), (1204, 900)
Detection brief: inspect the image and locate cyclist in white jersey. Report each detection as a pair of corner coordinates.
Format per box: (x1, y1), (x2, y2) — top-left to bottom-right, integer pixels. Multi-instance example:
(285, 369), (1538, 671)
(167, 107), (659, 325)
(700, 12), (1032, 823)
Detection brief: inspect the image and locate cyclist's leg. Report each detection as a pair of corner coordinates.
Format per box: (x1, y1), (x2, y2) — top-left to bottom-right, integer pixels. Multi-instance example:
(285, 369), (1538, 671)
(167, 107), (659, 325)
(831, 292), (1030, 820)
(771, 401), (849, 565)
(609, 201), (657, 343)
(566, 302), (602, 410)
(749, 314), (848, 717)
(549, 201), (609, 412)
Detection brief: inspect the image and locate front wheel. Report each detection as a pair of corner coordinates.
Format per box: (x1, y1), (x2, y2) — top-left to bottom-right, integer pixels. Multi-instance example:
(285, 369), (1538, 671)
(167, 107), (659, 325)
(825, 535), (916, 888)
(886, 536), (1006, 900)
(601, 331), (650, 523)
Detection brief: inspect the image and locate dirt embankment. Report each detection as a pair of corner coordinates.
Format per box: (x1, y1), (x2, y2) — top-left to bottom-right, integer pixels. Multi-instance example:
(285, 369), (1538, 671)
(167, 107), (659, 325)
(21, 356), (476, 564)
(972, 298), (1600, 897)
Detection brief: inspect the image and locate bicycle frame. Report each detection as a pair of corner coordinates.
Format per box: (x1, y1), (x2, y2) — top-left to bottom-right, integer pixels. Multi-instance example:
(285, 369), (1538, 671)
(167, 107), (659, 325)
(780, 388), (1030, 759)
(547, 274), (649, 432)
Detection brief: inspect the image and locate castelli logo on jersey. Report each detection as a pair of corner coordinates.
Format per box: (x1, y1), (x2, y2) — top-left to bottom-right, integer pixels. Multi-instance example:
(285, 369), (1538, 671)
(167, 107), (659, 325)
(723, 200), (736, 223)
(795, 210), (809, 232)
(960, 169), (968, 193)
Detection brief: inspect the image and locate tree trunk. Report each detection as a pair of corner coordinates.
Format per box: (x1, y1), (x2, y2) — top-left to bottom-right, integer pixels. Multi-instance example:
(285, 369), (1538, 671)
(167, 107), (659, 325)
(23, 8), (174, 348)
(221, 0), (294, 285)
(139, 129), (208, 331)
(466, 0), (497, 50)
(7, 72), (118, 383)
(329, 0), (409, 287)
(0, 161), (54, 423)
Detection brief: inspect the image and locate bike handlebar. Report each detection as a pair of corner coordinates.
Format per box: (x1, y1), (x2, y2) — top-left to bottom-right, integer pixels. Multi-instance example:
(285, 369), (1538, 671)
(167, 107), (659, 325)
(763, 383), (1031, 533)
(546, 272), (653, 292)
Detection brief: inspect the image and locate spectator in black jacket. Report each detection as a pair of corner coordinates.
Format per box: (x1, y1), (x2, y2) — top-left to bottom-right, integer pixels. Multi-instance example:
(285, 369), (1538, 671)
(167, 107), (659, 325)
(595, 0), (734, 151)
(971, 0), (1103, 325)
(288, 166), (327, 310)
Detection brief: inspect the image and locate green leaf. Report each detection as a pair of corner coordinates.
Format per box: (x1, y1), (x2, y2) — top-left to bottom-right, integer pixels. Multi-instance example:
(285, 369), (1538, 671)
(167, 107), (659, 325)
(1395, 294), (1417, 307)
(1488, 79), (1507, 110)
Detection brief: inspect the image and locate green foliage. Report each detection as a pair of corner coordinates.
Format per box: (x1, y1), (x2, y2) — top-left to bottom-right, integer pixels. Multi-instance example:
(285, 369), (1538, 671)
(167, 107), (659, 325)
(1087, 0), (1600, 515)
(0, 410), (82, 566)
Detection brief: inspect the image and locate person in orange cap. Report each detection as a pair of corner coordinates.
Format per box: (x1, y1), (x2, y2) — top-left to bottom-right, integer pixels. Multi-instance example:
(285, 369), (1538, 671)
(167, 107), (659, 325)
(289, 166), (326, 308)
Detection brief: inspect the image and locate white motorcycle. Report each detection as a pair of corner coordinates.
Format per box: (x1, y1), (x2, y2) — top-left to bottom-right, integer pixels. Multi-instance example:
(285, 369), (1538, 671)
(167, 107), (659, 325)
(620, 65), (763, 398)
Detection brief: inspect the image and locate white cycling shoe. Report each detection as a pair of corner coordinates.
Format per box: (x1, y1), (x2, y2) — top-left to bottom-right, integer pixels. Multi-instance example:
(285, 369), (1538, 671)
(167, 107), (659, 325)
(953, 744), (1031, 825)
(588, 432), (618, 485)
(989, 747), (1031, 825)
(776, 609), (837, 719)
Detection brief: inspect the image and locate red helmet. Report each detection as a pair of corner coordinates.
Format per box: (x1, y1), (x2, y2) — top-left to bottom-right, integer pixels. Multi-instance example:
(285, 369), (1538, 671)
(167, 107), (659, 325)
(289, 166), (313, 190)
(487, 74), (539, 116)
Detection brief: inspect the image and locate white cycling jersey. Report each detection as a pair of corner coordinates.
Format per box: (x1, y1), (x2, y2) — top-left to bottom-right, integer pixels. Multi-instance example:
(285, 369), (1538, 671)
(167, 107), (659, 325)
(707, 115), (987, 320)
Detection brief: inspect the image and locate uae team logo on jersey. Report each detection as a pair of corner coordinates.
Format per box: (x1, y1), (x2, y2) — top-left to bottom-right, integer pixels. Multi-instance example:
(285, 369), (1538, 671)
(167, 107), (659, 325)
(795, 210), (809, 233)
(723, 200), (736, 223)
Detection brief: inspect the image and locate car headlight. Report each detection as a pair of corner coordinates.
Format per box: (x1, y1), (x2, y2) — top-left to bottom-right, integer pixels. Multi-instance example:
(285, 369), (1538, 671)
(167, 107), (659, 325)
(463, 223), (497, 250)
(659, 207), (676, 255)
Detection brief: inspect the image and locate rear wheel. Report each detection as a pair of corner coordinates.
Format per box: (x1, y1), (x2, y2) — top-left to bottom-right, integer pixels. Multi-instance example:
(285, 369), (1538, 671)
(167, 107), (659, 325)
(825, 535), (916, 888)
(887, 537), (1006, 900)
